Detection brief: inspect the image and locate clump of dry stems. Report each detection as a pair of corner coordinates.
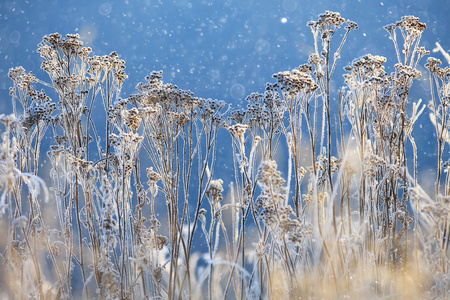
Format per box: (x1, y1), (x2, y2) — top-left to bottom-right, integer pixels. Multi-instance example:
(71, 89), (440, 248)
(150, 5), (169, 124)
(1, 12), (450, 299)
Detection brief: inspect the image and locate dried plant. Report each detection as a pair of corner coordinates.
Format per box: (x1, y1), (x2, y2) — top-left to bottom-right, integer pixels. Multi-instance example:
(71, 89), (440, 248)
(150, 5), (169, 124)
(1, 12), (450, 299)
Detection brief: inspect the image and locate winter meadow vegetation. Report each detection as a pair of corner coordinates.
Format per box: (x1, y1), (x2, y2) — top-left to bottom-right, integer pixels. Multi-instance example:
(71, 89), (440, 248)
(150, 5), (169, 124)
(1, 11), (450, 299)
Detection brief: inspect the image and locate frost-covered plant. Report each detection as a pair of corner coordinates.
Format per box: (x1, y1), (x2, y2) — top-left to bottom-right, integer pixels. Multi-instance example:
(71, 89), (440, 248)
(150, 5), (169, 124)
(1, 11), (450, 300)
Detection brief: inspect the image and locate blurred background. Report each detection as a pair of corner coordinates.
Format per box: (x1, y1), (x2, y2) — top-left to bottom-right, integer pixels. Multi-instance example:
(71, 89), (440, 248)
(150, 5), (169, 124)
(1, 0), (449, 193)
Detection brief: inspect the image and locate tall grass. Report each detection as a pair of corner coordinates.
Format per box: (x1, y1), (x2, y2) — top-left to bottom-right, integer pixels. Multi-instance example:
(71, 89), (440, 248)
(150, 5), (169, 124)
(1, 11), (449, 299)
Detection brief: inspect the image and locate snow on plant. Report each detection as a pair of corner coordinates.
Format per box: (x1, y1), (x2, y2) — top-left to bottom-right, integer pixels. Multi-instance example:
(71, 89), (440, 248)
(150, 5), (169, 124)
(1, 11), (449, 299)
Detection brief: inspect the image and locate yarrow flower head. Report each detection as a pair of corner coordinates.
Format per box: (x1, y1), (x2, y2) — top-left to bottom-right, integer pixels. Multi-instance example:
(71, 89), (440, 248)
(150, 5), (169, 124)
(308, 11), (346, 32)
(273, 68), (318, 95)
(206, 179), (224, 218)
(257, 159), (286, 190)
(206, 179), (224, 204)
